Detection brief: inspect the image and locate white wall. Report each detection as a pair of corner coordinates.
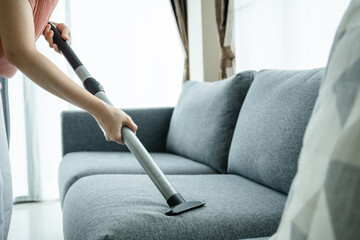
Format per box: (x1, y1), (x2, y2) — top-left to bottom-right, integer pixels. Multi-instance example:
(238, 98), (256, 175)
(187, 0), (221, 82)
(233, 0), (352, 72)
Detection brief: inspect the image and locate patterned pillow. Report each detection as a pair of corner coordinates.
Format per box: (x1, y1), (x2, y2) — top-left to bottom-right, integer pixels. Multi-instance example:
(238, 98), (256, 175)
(271, 1), (360, 239)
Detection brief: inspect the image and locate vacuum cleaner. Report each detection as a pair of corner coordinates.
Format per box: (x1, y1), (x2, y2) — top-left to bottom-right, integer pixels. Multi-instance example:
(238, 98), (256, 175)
(49, 22), (204, 215)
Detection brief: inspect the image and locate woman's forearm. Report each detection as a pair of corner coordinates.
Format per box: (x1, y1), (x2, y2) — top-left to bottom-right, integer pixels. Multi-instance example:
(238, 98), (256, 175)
(0, 0), (137, 144)
(9, 47), (138, 144)
(10, 48), (107, 118)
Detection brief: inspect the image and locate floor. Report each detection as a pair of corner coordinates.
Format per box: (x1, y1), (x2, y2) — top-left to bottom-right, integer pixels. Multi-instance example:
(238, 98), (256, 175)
(8, 200), (64, 240)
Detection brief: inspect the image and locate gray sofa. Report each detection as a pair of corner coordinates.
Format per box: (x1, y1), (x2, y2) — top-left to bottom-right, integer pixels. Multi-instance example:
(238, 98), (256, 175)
(59, 68), (323, 240)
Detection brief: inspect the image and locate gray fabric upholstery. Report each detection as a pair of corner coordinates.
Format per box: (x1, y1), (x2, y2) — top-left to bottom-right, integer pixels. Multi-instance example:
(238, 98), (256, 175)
(242, 238), (270, 240)
(166, 71), (255, 173)
(62, 174), (286, 240)
(61, 107), (173, 156)
(59, 152), (217, 205)
(228, 69), (323, 194)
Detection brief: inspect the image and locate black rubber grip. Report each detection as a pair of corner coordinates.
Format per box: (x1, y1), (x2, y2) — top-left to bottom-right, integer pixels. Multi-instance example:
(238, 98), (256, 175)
(83, 77), (104, 95)
(167, 193), (186, 208)
(49, 22), (82, 70)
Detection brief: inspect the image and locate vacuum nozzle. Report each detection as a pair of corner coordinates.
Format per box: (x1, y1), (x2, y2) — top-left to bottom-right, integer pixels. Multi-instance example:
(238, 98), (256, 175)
(165, 193), (205, 216)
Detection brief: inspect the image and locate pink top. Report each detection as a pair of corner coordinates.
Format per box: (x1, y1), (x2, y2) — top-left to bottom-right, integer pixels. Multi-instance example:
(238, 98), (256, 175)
(0, 0), (58, 78)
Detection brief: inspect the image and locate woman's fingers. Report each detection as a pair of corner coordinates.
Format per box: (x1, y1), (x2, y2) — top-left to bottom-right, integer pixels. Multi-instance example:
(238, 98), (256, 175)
(119, 117), (138, 144)
(95, 107), (138, 145)
(114, 130), (124, 145)
(125, 117), (138, 134)
(57, 23), (72, 45)
(105, 128), (124, 144)
(43, 24), (57, 52)
(105, 119), (137, 145)
(53, 44), (60, 53)
(104, 132), (111, 142)
(43, 24), (54, 47)
(114, 117), (137, 145)
(43, 22), (72, 54)
(42, 23), (51, 37)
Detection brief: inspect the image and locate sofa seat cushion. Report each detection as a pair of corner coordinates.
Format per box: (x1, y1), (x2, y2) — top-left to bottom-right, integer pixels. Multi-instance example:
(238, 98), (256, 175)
(62, 174), (286, 240)
(242, 238), (270, 240)
(59, 152), (217, 204)
(228, 69), (323, 194)
(166, 71), (255, 173)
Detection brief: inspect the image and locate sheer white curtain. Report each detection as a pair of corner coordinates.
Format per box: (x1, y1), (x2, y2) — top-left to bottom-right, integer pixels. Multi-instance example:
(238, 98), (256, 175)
(10, 0), (183, 201)
(233, 0), (352, 72)
(10, 1), (69, 201)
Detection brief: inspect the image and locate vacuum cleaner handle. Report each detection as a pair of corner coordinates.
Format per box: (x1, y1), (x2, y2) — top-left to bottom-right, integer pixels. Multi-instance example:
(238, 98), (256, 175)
(49, 23), (112, 104)
(49, 22), (205, 215)
(49, 22), (176, 196)
(48, 24), (82, 70)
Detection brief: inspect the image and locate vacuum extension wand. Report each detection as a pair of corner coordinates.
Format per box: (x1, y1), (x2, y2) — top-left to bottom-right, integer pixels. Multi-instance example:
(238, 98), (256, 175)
(49, 23), (204, 215)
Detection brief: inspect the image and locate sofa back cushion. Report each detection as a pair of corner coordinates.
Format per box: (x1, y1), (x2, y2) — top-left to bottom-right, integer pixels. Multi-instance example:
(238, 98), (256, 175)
(61, 108), (174, 155)
(166, 71), (255, 173)
(228, 69), (323, 194)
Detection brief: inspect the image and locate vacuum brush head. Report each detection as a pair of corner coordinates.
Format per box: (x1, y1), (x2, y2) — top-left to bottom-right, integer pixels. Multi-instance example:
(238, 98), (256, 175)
(165, 193), (205, 216)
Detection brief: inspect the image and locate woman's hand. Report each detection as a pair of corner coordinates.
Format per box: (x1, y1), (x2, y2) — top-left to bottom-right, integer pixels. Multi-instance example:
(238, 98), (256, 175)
(94, 104), (138, 145)
(43, 22), (71, 53)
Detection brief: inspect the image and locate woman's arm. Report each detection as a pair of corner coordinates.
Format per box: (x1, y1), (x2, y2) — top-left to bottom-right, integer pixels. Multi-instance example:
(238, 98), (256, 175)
(0, 0), (137, 144)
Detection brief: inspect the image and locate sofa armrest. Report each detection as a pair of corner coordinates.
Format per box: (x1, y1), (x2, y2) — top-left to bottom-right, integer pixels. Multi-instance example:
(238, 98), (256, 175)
(61, 107), (174, 156)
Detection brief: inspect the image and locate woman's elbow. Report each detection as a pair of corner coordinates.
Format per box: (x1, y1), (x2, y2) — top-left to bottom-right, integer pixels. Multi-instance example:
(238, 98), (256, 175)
(4, 46), (36, 67)
(4, 48), (18, 65)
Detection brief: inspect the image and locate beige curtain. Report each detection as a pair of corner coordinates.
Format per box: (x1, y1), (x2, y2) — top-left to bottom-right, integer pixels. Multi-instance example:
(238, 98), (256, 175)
(215, 0), (235, 80)
(170, 0), (189, 82)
